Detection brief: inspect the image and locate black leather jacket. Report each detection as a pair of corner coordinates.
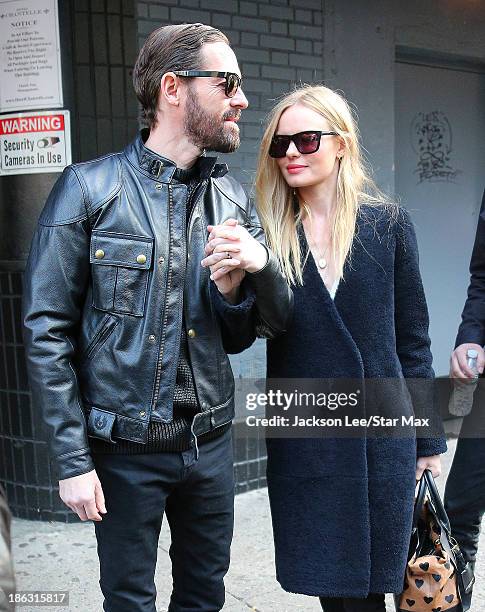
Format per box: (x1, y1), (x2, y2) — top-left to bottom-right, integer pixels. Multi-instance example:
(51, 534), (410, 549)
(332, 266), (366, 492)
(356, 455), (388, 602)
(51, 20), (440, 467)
(22, 132), (293, 480)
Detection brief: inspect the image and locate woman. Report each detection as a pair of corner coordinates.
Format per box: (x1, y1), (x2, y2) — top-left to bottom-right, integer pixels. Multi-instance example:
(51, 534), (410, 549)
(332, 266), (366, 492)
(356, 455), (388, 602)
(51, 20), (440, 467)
(251, 85), (447, 611)
(203, 84), (447, 610)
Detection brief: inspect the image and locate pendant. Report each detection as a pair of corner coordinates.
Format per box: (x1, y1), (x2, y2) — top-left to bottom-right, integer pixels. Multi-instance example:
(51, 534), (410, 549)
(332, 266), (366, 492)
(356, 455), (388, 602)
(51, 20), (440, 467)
(318, 257), (327, 269)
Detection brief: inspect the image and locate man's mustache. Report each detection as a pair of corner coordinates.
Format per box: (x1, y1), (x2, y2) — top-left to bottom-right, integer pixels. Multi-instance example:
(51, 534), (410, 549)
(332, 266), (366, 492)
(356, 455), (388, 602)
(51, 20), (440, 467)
(223, 111), (242, 121)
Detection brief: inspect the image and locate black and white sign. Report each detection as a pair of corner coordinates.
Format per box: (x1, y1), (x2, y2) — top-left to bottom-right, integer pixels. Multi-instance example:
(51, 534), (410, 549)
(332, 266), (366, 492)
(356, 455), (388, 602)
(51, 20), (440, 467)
(0, 0), (63, 112)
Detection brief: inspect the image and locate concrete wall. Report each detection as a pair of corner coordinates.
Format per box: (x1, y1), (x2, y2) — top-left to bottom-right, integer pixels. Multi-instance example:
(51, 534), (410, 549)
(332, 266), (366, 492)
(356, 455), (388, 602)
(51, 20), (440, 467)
(323, 0), (485, 193)
(395, 0), (485, 60)
(316, 0), (485, 377)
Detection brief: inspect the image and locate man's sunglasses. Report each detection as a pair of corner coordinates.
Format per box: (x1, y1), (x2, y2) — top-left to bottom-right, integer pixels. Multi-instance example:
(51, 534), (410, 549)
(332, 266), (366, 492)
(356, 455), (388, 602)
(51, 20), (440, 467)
(172, 70), (241, 98)
(268, 130), (339, 158)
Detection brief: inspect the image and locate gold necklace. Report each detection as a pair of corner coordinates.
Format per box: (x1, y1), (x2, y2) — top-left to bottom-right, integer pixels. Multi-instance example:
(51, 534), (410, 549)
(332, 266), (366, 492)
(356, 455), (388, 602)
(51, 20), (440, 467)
(313, 236), (329, 270)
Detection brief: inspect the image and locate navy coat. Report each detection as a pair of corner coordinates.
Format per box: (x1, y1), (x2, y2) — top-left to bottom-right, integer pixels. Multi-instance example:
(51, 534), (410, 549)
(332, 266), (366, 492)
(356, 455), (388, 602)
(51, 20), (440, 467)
(265, 204), (447, 598)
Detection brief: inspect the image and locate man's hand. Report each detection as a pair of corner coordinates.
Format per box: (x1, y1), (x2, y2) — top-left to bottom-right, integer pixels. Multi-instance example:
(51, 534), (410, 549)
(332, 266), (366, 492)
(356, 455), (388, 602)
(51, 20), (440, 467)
(416, 455), (441, 481)
(59, 469), (107, 522)
(450, 343), (485, 378)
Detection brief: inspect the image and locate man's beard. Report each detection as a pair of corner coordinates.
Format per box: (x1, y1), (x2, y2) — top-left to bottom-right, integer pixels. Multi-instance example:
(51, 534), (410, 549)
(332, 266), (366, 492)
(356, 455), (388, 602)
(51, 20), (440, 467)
(183, 87), (241, 153)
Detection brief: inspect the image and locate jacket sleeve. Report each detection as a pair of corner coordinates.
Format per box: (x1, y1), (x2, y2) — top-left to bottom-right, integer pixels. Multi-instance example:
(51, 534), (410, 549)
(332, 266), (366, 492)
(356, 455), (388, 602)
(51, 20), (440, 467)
(394, 207), (447, 457)
(22, 166), (95, 480)
(210, 198), (294, 354)
(455, 189), (485, 348)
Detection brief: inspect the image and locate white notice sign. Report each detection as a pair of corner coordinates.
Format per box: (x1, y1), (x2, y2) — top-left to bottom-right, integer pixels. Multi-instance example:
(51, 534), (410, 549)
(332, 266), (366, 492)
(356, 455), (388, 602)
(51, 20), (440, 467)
(0, 0), (63, 112)
(0, 110), (71, 175)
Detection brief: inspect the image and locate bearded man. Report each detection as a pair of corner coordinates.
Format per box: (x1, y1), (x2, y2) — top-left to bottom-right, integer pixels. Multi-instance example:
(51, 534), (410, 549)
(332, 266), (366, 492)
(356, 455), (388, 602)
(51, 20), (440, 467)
(22, 23), (292, 612)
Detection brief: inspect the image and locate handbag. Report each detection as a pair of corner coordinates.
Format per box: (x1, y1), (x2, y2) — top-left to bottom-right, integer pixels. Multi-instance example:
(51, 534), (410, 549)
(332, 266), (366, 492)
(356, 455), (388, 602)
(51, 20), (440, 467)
(396, 469), (475, 612)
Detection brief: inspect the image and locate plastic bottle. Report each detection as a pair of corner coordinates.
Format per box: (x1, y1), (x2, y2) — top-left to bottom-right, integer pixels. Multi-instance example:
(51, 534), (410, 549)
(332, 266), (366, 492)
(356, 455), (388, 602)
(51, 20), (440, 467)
(449, 349), (479, 416)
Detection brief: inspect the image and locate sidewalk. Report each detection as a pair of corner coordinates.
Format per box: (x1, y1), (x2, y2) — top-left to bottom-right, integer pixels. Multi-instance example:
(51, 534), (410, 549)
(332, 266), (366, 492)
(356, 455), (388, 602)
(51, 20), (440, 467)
(11, 438), (485, 611)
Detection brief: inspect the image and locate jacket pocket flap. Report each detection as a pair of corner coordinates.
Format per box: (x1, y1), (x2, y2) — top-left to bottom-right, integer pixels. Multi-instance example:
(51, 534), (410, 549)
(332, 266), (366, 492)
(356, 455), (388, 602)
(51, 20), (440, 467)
(87, 407), (117, 443)
(90, 231), (153, 269)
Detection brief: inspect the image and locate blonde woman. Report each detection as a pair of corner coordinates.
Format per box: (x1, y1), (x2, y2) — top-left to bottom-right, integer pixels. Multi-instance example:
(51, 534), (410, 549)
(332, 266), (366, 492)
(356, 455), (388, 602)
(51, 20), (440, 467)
(204, 85), (447, 611)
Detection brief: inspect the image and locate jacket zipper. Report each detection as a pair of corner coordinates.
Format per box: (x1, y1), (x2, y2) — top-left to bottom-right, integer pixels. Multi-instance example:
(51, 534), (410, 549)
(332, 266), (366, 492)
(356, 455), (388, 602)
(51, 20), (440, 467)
(152, 179), (208, 408)
(83, 314), (118, 360)
(164, 184), (190, 406)
(151, 183), (174, 407)
(185, 179), (212, 410)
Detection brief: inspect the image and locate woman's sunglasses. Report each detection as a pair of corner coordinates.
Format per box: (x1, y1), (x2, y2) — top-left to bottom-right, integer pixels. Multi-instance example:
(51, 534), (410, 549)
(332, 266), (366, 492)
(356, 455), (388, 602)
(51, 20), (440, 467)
(172, 70), (241, 98)
(268, 130), (339, 158)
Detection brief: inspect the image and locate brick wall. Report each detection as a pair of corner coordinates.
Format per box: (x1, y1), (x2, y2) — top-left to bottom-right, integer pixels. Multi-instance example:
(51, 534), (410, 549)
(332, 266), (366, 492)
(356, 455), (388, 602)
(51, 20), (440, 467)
(72, 0), (139, 161)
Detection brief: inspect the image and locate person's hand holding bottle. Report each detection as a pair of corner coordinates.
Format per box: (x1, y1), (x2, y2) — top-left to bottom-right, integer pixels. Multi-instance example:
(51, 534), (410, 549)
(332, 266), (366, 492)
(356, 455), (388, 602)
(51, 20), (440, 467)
(450, 343), (485, 378)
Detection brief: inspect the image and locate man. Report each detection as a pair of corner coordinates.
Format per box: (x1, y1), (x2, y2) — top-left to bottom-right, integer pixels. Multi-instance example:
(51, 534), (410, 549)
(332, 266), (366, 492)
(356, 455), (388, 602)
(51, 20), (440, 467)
(446, 188), (485, 610)
(22, 23), (292, 612)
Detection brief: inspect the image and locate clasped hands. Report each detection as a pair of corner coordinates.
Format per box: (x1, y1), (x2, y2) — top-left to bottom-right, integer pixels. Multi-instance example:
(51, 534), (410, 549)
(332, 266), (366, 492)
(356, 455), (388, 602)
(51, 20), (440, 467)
(201, 218), (267, 303)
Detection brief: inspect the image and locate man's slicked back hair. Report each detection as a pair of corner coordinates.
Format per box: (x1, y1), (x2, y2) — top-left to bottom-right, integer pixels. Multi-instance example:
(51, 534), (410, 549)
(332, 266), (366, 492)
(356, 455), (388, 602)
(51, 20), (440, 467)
(133, 23), (229, 129)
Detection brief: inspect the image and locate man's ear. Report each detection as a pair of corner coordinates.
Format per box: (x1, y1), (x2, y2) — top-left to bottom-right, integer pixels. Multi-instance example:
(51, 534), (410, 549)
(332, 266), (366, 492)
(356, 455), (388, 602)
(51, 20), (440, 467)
(159, 72), (181, 107)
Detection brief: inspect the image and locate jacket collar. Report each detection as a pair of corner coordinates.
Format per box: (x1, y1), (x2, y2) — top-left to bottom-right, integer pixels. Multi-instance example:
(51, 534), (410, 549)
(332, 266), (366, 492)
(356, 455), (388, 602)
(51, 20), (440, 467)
(124, 129), (228, 182)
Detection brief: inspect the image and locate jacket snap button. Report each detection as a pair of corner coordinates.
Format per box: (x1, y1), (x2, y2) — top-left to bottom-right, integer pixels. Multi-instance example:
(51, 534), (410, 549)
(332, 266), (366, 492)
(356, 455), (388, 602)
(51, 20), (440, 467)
(148, 334), (156, 342)
(155, 184), (162, 190)
(158, 256), (165, 264)
(187, 328), (196, 338)
(94, 415), (107, 430)
(139, 410), (146, 417)
(95, 249), (105, 259)
(136, 254), (146, 264)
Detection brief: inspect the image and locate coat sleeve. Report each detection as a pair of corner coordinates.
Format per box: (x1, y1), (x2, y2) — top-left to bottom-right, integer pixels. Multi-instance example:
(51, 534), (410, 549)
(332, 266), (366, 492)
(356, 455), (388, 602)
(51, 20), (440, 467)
(394, 207), (447, 457)
(210, 279), (257, 354)
(210, 198), (294, 354)
(22, 167), (95, 480)
(455, 189), (485, 348)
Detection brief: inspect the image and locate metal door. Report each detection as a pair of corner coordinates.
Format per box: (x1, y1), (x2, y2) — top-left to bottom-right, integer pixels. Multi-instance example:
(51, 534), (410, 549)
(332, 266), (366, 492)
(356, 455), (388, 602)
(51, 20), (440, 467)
(395, 55), (485, 375)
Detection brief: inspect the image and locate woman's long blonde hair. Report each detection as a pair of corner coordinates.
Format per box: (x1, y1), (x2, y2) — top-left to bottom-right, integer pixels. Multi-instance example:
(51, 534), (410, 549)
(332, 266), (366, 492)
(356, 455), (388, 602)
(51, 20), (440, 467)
(255, 84), (395, 286)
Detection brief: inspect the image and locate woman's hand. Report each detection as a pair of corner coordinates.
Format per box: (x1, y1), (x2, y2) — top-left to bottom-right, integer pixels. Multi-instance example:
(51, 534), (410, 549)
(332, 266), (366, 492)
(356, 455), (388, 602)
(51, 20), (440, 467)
(201, 218), (268, 275)
(416, 454), (441, 481)
(200, 219), (245, 302)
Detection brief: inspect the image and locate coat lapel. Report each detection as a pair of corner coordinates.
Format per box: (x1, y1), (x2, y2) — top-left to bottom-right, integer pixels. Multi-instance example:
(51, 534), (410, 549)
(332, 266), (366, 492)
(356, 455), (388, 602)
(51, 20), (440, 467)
(299, 226), (364, 377)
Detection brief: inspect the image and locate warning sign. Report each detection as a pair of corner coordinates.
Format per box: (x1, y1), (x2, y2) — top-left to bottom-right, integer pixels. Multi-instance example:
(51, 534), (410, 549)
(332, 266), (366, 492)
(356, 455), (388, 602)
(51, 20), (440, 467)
(0, 109), (71, 175)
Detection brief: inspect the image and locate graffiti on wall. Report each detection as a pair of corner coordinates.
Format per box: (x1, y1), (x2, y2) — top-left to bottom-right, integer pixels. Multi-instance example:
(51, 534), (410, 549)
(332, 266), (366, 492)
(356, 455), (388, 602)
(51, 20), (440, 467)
(411, 111), (460, 183)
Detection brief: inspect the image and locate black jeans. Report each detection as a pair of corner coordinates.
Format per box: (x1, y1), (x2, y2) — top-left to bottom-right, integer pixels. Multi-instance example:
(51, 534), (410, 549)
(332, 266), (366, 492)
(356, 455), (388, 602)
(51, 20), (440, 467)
(92, 428), (234, 612)
(444, 406), (485, 610)
(319, 593), (386, 611)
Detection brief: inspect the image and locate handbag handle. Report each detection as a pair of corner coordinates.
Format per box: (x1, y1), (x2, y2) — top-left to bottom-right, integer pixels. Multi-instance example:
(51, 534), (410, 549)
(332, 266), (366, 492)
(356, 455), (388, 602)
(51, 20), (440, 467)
(412, 469), (451, 536)
(423, 468), (452, 536)
(412, 473), (428, 531)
